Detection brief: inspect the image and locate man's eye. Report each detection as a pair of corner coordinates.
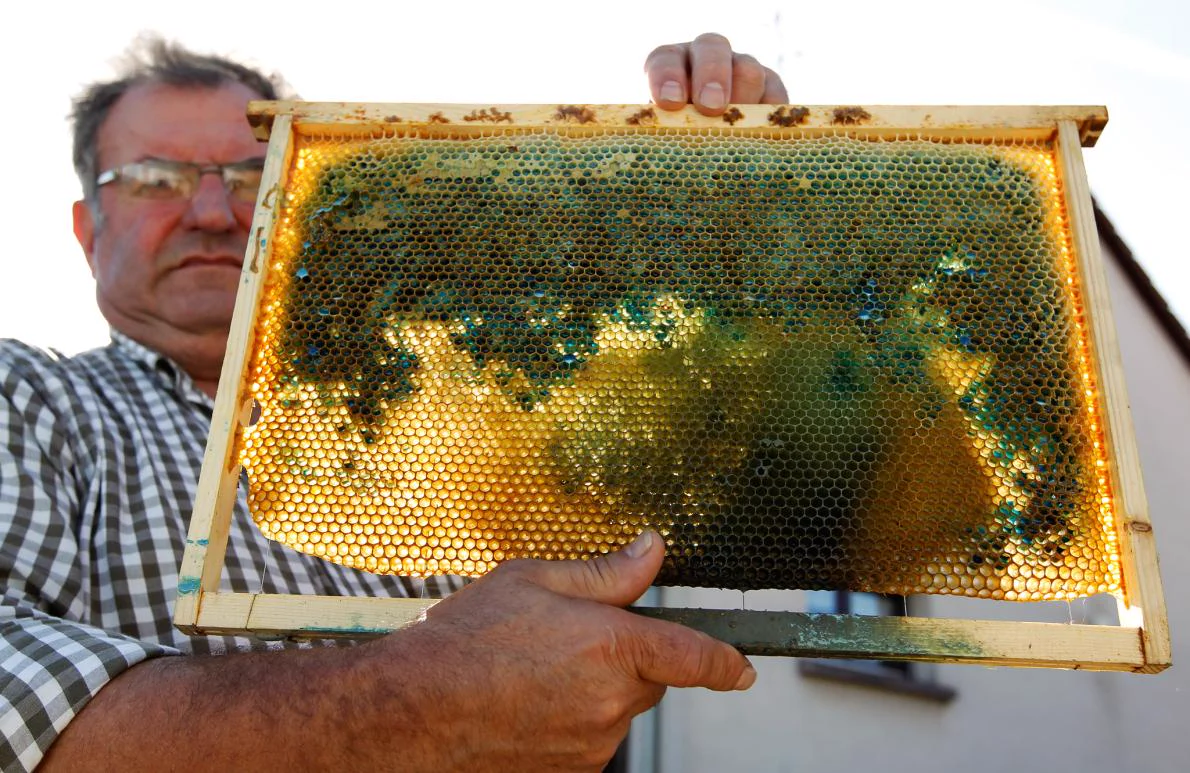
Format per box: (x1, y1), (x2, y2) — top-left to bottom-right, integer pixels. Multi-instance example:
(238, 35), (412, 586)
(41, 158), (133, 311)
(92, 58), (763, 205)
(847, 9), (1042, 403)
(226, 170), (264, 202)
(129, 168), (185, 197)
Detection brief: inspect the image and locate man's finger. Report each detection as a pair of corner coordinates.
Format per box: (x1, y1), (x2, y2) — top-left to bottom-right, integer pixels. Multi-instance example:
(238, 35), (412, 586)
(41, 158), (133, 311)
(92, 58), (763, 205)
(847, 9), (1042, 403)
(628, 616), (757, 692)
(761, 67), (790, 104)
(730, 53), (769, 105)
(514, 530), (666, 607)
(688, 32), (735, 115)
(644, 43), (691, 110)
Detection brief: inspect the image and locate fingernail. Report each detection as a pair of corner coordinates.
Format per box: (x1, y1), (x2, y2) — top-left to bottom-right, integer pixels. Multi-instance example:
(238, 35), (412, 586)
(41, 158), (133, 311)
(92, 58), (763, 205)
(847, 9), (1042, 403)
(698, 82), (726, 111)
(734, 663), (757, 691)
(625, 530), (654, 559)
(660, 80), (684, 104)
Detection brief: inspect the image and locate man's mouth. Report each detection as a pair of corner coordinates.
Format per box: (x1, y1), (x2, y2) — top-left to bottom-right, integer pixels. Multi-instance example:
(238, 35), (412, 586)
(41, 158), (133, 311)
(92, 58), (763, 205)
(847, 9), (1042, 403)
(178, 255), (243, 271)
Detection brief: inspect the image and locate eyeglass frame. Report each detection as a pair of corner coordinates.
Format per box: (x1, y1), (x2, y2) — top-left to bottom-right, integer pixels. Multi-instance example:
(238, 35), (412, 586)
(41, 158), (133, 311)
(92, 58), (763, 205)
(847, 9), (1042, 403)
(94, 157), (267, 204)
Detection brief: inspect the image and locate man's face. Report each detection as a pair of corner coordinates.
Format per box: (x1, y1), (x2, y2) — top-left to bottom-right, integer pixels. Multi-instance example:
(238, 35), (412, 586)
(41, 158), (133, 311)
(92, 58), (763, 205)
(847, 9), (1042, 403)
(73, 81), (264, 343)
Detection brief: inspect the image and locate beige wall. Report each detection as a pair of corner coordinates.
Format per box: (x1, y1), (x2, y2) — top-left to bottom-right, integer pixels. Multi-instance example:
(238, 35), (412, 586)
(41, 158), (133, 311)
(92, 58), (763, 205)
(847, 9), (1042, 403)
(636, 237), (1188, 773)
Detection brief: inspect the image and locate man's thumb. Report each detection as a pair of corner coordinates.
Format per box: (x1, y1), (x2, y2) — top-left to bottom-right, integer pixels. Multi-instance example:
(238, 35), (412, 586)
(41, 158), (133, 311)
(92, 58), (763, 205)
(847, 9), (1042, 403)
(526, 530), (665, 607)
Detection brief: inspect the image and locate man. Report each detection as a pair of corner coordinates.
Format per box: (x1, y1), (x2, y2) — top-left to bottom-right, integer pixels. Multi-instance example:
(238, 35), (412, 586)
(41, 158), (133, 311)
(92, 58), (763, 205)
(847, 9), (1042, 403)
(1, 34), (787, 771)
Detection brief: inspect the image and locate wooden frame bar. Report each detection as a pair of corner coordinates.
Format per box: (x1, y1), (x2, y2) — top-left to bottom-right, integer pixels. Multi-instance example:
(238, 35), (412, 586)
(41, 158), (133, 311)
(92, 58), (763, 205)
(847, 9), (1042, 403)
(1053, 120), (1171, 668)
(175, 115), (295, 626)
(184, 597), (1149, 672)
(175, 104), (1169, 673)
(246, 102), (1108, 145)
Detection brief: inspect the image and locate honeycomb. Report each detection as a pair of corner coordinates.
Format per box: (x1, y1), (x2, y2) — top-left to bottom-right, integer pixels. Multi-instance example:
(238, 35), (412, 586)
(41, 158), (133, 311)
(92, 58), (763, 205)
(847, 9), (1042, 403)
(240, 123), (1122, 599)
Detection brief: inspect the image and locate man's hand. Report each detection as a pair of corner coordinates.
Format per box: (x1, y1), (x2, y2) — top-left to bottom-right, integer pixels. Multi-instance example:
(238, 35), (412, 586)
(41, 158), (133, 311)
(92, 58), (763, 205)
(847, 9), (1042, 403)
(645, 32), (788, 116)
(365, 530), (756, 772)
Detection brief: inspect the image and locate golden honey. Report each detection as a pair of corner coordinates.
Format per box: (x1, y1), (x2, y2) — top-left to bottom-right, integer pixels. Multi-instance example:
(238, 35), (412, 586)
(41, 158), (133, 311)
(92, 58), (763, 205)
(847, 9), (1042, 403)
(239, 128), (1120, 599)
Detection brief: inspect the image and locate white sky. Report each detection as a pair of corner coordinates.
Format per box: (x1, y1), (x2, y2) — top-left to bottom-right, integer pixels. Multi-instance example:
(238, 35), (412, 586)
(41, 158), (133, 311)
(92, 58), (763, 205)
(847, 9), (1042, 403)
(2, 0), (1187, 353)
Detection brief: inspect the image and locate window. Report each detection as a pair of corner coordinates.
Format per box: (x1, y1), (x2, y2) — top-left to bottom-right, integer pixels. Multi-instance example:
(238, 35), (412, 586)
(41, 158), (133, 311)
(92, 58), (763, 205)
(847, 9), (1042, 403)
(603, 741), (630, 773)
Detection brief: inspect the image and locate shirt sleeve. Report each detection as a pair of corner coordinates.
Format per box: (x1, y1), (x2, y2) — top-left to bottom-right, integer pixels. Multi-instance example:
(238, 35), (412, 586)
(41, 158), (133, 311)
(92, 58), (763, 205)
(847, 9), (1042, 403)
(0, 343), (179, 772)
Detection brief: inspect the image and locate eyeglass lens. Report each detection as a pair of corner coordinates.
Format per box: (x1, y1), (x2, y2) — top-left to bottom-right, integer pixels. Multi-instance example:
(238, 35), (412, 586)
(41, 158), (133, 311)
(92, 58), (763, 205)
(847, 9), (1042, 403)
(106, 160), (264, 203)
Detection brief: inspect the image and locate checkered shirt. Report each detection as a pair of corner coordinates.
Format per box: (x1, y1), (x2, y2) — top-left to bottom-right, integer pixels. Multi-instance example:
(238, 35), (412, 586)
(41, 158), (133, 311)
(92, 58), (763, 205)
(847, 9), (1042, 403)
(0, 333), (458, 771)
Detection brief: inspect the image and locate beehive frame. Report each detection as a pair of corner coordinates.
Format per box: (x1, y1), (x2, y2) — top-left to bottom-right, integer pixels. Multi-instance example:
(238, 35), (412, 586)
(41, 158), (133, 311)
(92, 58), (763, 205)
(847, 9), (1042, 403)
(174, 102), (1169, 672)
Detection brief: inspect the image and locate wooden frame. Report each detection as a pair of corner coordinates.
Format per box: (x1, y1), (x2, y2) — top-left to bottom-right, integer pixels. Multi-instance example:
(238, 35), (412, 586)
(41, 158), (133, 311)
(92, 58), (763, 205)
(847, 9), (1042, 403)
(175, 103), (1169, 672)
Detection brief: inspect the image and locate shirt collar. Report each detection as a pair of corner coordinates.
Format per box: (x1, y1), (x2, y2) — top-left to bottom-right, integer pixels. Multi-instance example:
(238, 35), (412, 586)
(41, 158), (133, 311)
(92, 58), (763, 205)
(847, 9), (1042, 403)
(108, 330), (215, 411)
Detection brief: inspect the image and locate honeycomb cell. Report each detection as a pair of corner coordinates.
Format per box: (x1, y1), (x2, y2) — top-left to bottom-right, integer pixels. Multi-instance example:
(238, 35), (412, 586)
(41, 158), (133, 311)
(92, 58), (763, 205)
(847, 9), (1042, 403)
(239, 128), (1121, 600)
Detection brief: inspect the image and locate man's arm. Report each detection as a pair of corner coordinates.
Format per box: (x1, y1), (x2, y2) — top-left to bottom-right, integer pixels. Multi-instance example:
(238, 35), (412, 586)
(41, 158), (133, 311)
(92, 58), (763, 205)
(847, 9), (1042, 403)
(0, 341), (184, 771)
(42, 532), (753, 772)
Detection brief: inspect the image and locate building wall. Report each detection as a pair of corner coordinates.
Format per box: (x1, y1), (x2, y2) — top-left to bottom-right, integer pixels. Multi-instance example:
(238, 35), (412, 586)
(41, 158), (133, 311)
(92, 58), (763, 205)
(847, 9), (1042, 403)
(639, 237), (1188, 773)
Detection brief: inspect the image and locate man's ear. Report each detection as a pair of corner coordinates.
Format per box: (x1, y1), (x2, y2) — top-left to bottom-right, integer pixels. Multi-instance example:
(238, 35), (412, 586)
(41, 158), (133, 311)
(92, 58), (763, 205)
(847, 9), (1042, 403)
(73, 199), (98, 275)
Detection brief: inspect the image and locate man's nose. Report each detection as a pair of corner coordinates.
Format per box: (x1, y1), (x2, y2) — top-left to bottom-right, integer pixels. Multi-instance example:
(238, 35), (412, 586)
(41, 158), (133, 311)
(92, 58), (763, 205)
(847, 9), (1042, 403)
(184, 171), (238, 231)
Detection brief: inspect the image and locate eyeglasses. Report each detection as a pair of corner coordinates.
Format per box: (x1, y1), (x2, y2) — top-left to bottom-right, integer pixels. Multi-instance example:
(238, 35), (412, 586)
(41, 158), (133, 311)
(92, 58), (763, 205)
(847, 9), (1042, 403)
(95, 158), (266, 204)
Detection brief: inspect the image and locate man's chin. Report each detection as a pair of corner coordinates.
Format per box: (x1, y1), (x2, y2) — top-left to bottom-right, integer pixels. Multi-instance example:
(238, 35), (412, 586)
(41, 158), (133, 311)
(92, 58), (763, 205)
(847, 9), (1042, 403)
(164, 268), (240, 307)
(166, 292), (238, 335)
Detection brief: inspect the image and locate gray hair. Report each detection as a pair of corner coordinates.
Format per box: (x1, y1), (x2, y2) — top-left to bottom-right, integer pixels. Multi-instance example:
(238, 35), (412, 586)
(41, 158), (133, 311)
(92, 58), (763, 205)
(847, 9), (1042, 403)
(71, 35), (289, 202)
